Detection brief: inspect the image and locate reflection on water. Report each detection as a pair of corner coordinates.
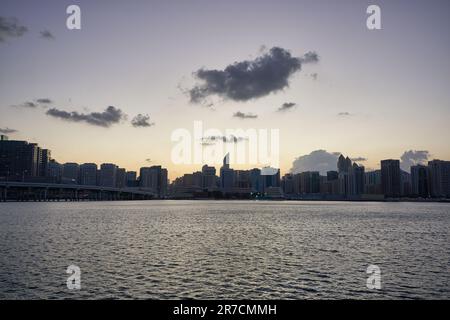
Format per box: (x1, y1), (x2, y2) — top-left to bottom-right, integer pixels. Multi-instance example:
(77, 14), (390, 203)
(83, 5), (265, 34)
(0, 200), (449, 299)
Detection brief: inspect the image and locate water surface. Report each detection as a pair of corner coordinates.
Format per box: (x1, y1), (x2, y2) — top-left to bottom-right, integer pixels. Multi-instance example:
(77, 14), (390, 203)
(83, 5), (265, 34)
(0, 200), (449, 299)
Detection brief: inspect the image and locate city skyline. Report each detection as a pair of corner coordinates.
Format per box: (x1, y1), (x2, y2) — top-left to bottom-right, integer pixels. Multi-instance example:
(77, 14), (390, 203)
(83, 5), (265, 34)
(1, 0), (450, 180)
(2, 134), (449, 201)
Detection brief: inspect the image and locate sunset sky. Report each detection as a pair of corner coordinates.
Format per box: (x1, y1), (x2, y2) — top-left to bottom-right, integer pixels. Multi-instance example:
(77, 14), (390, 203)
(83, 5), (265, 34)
(1, 0), (450, 180)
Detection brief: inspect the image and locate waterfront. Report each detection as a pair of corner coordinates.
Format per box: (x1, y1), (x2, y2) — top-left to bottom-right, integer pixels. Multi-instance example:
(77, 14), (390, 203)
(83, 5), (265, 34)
(0, 201), (449, 299)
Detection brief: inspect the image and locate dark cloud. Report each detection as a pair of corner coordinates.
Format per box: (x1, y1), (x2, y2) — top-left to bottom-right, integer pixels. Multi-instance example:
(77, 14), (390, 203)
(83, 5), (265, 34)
(338, 112), (351, 116)
(131, 114), (154, 127)
(40, 30), (54, 39)
(277, 102), (296, 112)
(0, 127), (17, 134)
(290, 150), (367, 175)
(233, 111), (257, 119)
(46, 106), (126, 127)
(400, 150), (430, 171)
(0, 17), (27, 42)
(310, 73), (318, 80)
(189, 47), (319, 103)
(145, 158), (152, 163)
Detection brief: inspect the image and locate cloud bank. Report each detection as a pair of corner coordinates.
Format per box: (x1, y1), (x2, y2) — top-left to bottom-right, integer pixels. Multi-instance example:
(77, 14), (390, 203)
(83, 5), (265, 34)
(189, 47), (319, 103)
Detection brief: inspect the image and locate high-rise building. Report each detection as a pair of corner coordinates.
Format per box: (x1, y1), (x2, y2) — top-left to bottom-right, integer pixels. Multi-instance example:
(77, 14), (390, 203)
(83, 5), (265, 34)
(47, 159), (63, 182)
(201, 165), (217, 190)
(99, 163), (117, 188)
(62, 162), (80, 184)
(79, 163), (98, 186)
(126, 171), (137, 187)
(427, 160), (450, 198)
(139, 165), (168, 197)
(0, 135), (8, 141)
(0, 139), (40, 180)
(220, 154), (234, 192)
(338, 155), (352, 173)
(349, 163), (365, 195)
(381, 159), (401, 197)
(39, 149), (51, 177)
(411, 165), (428, 197)
(261, 167), (281, 193)
(250, 168), (262, 193)
(281, 174), (294, 195)
(116, 167), (126, 189)
(365, 170), (382, 194)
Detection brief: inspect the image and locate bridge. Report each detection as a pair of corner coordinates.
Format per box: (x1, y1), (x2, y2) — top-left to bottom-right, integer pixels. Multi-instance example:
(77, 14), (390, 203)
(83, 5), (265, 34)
(0, 181), (157, 202)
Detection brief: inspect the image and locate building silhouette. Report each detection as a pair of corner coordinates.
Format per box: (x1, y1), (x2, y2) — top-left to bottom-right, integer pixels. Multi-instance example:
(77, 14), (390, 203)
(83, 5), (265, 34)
(381, 159), (401, 198)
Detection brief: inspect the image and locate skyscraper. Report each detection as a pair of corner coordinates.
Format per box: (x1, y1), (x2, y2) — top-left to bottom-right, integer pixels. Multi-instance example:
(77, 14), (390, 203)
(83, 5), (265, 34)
(381, 159), (401, 198)
(220, 154), (234, 192)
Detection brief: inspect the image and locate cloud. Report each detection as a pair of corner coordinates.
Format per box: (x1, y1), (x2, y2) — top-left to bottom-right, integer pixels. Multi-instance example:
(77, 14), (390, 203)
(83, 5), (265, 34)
(46, 106), (126, 127)
(11, 99), (53, 109)
(0, 17), (27, 42)
(145, 158), (153, 163)
(189, 47), (319, 103)
(14, 101), (38, 108)
(338, 112), (351, 116)
(35, 98), (53, 105)
(290, 150), (340, 175)
(201, 135), (248, 146)
(277, 102), (296, 112)
(351, 157), (367, 162)
(400, 150), (430, 171)
(40, 30), (54, 39)
(310, 73), (318, 80)
(233, 111), (257, 119)
(131, 114), (154, 127)
(290, 150), (368, 175)
(0, 127), (17, 134)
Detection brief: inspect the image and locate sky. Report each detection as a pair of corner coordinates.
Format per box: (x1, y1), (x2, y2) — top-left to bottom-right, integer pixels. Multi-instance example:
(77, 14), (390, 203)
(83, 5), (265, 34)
(1, 0), (450, 180)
